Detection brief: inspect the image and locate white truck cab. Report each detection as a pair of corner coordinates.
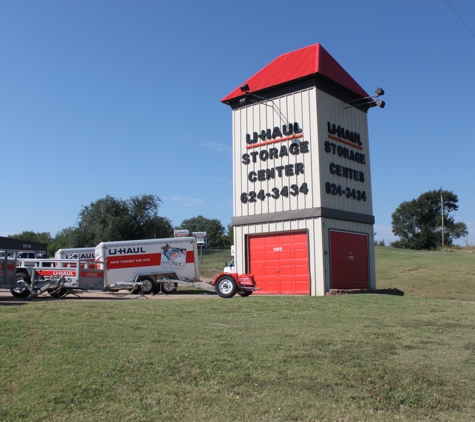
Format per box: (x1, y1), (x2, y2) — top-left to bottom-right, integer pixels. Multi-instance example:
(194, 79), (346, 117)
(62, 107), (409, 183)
(224, 259), (236, 273)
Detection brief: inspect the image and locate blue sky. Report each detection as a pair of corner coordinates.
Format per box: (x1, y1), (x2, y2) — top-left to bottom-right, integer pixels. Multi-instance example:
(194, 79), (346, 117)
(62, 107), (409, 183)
(1, 0), (474, 246)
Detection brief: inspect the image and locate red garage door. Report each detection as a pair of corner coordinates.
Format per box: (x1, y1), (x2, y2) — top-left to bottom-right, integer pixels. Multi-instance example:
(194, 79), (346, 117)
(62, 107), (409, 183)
(249, 231), (310, 294)
(330, 231), (369, 289)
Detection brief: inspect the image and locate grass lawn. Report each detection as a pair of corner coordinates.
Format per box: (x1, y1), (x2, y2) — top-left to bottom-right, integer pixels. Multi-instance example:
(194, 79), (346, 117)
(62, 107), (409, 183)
(375, 246), (475, 301)
(1, 246), (474, 421)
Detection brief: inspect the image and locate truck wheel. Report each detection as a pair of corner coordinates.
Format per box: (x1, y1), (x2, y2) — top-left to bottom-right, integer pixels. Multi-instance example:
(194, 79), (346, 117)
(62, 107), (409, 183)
(238, 291), (252, 297)
(139, 277), (156, 295)
(11, 273), (31, 299)
(215, 275), (237, 298)
(161, 281), (178, 294)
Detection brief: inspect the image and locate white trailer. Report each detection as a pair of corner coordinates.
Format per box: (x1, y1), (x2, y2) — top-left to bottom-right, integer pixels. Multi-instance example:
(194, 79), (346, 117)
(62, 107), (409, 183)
(6, 237), (258, 299)
(55, 248), (95, 260)
(94, 237), (201, 294)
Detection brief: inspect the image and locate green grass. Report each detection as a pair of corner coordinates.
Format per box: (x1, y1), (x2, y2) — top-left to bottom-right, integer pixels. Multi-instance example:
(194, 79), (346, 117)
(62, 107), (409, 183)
(1, 247), (475, 421)
(375, 246), (475, 301)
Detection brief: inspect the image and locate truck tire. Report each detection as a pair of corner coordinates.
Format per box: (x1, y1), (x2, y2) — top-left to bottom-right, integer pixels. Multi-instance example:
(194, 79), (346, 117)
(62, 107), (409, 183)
(138, 277), (156, 295)
(11, 273), (31, 299)
(238, 291), (253, 297)
(215, 275), (237, 298)
(161, 281), (178, 294)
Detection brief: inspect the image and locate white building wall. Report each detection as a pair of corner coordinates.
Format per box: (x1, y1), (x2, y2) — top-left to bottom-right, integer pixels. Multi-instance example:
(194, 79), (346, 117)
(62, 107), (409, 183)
(316, 91), (373, 216)
(233, 88), (319, 219)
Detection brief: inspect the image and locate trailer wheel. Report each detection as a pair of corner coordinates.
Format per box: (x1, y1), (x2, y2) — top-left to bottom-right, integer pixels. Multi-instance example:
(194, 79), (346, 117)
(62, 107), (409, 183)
(215, 275), (237, 298)
(161, 281), (178, 294)
(238, 291), (253, 297)
(11, 273), (31, 299)
(138, 277), (156, 295)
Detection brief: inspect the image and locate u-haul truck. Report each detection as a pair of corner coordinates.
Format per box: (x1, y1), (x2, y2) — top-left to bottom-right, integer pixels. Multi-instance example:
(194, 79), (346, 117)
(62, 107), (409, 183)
(5, 237), (256, 299)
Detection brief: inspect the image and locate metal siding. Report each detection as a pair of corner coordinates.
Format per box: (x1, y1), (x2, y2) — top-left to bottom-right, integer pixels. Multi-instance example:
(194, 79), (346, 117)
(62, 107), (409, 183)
(232, 88), (319, 220)
(316, 91), (373, 217)
(330, 230), (369, 289)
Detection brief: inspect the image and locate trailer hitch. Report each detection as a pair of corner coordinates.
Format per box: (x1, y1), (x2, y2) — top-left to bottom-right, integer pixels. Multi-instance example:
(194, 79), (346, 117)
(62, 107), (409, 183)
(27, 275), (67, 300)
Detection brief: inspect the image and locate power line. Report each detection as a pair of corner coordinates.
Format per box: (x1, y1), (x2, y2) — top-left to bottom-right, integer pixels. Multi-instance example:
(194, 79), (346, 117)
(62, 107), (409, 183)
(444, 0), (475, 39)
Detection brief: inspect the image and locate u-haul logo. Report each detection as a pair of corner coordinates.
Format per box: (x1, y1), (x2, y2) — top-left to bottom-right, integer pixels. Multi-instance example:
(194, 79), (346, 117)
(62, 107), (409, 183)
(327, 121), (362, 149)
(245, 122), (303, 149)
(108, 247), (146, 256)
(53, 271), (74, 276)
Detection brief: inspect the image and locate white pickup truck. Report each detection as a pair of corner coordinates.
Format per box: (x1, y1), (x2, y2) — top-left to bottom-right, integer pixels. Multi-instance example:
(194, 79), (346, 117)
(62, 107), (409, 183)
(224, 259), (236, 273)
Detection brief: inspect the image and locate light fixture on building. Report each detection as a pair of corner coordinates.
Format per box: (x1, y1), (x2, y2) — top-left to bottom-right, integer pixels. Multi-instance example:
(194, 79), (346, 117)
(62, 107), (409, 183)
(238, 83), (289, 125)
(344, 87), (385, 109)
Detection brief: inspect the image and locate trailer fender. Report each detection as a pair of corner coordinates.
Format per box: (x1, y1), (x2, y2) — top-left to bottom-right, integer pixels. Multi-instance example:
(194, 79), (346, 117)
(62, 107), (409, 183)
(211, 272), (256, 286)
(212, 272), (256, 298)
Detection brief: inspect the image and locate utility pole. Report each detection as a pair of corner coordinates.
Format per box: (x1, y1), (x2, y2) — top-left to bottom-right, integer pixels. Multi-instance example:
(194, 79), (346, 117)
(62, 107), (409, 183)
(441, 195), (445, 247)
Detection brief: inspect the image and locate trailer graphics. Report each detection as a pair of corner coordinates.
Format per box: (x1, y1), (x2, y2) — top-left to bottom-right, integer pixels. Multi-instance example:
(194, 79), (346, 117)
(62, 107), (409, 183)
(161, 244), (186, 268)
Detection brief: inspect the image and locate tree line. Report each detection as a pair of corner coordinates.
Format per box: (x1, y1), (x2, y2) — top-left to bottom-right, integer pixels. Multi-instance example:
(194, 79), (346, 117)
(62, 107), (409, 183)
(8, 194), (233, 256)
(8, 189), (469, 255)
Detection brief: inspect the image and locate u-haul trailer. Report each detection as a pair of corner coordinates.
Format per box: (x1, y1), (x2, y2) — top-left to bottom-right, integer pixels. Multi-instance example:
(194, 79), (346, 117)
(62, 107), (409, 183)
(5, 237), (256, 299)
(94, 237), (201, 294)
(55, 248), (95, 260)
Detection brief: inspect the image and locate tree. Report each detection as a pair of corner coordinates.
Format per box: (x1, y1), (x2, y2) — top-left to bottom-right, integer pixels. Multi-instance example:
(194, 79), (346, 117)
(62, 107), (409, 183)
(221, 223), (234, 248)
(391, 189), (468, 250)
(47, 227), (78, 256)
(126, 195), (173, 240)
(8, 231), (53, 244)
(74, 194), (173, 247)
(177, 215), (225, 248)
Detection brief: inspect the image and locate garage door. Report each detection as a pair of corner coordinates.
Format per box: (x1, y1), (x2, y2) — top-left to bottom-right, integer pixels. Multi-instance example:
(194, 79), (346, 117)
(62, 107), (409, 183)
(330, 230), (368, 289)
(249, 231), (310, 294)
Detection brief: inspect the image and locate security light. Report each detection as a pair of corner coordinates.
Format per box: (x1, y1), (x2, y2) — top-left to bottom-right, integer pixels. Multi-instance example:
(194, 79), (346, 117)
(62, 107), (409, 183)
(343, 87), (386, 110)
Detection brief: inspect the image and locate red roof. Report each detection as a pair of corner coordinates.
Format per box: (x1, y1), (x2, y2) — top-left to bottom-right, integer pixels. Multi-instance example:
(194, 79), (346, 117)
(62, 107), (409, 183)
(221, 43), (368, 103)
